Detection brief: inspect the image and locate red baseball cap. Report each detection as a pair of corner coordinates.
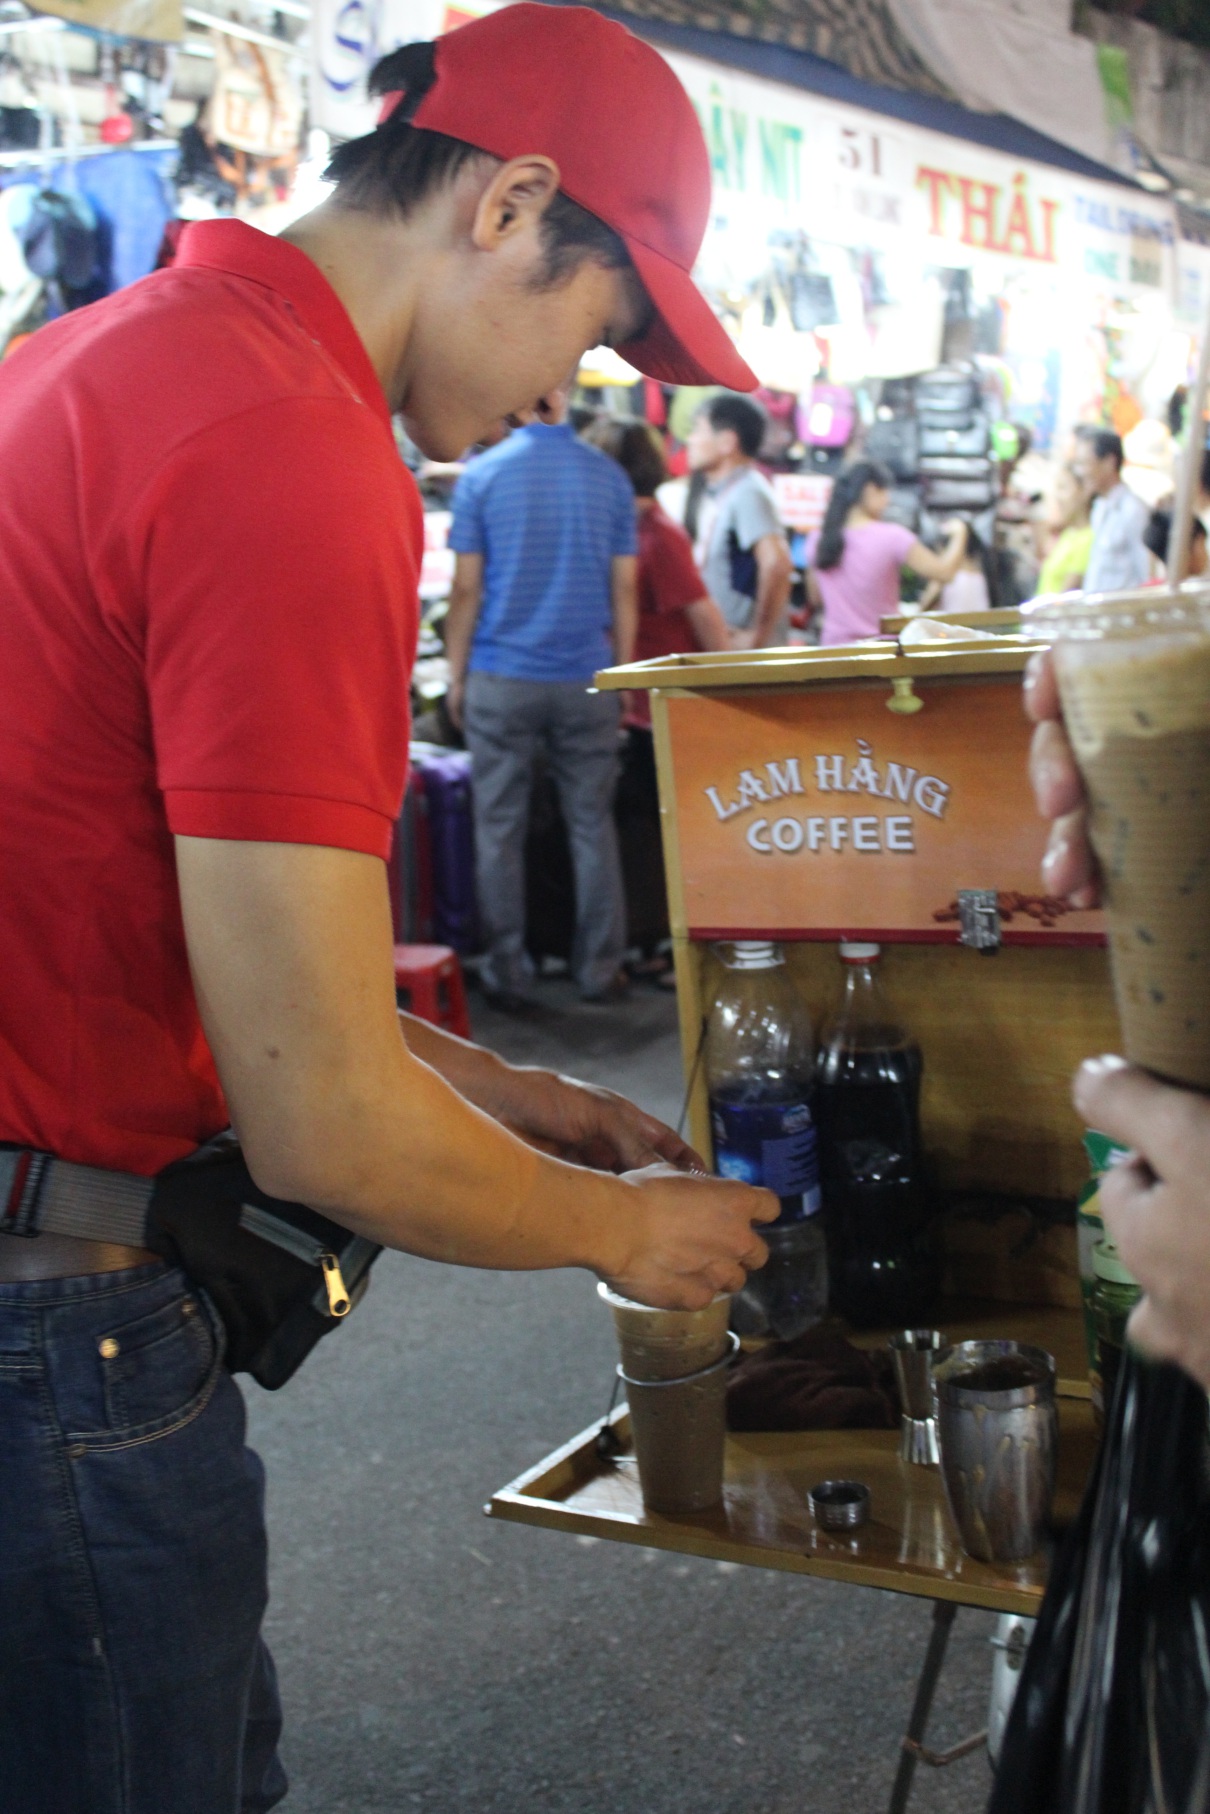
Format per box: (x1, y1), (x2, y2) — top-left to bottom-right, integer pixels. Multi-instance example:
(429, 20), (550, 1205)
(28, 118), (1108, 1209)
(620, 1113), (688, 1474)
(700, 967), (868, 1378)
(384, 2), (755, 392)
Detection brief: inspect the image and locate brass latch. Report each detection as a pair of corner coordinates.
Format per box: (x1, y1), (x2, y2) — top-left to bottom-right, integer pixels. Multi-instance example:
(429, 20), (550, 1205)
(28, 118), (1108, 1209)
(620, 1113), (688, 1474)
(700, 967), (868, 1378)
(886, 676), (923, 715)
(958, 889), (1001, 954)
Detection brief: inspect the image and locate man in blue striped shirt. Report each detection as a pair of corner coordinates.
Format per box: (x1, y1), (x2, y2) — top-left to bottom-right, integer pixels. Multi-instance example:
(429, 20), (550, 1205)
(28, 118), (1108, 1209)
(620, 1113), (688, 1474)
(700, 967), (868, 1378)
(446, 410), (638, 1006)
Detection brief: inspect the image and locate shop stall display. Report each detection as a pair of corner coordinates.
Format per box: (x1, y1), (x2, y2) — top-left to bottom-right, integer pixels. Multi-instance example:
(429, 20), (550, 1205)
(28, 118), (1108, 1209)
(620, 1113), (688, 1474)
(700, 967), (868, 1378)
(489, 630), (1118, 1800)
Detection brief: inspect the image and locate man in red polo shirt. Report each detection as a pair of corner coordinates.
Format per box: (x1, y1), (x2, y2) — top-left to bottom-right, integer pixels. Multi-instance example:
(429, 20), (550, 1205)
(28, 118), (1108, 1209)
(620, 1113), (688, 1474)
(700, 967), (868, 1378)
(0, 8), (771, 1810)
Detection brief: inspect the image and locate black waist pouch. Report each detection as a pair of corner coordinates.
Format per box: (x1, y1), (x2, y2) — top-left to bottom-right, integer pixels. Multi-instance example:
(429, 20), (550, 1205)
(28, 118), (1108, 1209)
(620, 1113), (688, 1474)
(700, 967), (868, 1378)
(147, 1131), (381, 1390)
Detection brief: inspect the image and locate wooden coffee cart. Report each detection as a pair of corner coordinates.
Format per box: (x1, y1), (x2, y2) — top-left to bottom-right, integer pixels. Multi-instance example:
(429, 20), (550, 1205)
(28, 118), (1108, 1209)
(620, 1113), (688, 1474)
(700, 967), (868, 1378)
(488, 635), (1114, 1808)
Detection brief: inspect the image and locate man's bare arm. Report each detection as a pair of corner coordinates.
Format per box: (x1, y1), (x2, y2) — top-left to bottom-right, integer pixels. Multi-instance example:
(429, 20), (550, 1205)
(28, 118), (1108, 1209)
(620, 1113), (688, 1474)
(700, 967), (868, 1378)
(610, 553), (638, 666)
(444, 552), (484, 729)
(747, 532), (793, 648)
(175, 836), (773, 1303)
(396, 1009), (705, 1172)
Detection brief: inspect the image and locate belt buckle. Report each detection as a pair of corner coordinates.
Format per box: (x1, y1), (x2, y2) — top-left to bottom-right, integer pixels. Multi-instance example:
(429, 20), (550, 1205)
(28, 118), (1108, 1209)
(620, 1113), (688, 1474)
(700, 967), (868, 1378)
(1, 1150), (49, 1237)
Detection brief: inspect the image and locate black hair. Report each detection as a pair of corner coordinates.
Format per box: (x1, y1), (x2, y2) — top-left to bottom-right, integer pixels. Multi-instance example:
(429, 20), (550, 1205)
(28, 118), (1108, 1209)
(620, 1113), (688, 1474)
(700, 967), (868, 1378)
(813, 459), (893, 571)
(1088, 429), (1124, 469)
(1145, 507), (1206, 563)
(584, 415), (667, 497)
(702, 392), (767, 460)
(325, 42), (630, 288)
(1201, 445), (1210, 496)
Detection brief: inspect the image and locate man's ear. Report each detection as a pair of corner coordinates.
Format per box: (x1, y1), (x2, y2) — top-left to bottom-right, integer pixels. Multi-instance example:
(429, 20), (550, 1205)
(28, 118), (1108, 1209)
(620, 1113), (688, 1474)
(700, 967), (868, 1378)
(471, 156), (562, 252)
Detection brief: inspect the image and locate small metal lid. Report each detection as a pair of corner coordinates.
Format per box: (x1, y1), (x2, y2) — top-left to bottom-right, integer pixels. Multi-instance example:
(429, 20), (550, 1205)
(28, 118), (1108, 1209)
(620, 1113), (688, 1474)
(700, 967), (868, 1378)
(808, 1479), (871, 1532)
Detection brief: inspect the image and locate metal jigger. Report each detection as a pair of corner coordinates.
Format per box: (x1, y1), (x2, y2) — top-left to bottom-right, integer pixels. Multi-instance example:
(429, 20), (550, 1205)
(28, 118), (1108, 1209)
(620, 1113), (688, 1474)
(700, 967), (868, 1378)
(889, 1330), (946, 1465)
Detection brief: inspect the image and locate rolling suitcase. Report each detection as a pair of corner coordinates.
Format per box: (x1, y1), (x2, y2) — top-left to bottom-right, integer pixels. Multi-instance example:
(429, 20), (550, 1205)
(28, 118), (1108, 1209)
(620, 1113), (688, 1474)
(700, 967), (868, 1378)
(410, 748), (479, 955)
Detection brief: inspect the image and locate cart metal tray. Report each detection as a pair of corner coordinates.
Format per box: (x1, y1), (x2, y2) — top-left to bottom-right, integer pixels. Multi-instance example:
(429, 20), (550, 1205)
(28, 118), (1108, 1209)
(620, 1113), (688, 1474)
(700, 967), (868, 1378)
(489, 1306), (1097, 1619)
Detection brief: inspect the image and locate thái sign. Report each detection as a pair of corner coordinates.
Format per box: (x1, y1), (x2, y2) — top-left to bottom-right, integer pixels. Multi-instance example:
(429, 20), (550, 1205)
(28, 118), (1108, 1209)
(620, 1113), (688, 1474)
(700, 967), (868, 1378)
(666, 680), (1104, 945)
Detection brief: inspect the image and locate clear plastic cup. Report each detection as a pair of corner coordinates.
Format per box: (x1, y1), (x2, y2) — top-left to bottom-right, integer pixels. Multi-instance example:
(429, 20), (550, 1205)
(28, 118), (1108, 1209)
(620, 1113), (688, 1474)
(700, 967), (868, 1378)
(597, 1282), (731, 1382)
(1032, 583), (1210, 1088)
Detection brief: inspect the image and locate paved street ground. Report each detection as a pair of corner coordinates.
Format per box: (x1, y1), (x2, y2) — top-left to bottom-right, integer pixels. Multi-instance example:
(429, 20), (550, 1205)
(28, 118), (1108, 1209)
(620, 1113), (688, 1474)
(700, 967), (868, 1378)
(245, 979), (994, 1813)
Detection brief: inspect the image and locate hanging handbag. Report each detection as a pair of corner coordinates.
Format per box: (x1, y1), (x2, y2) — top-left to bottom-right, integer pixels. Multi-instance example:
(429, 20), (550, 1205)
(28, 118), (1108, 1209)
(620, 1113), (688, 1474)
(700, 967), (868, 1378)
(921, 473), (1000, 510)
(865, 415), (920, 482)
(797, 382), (856, 450)
(919, 418), (991, 459)
(916, 366), (982, 419)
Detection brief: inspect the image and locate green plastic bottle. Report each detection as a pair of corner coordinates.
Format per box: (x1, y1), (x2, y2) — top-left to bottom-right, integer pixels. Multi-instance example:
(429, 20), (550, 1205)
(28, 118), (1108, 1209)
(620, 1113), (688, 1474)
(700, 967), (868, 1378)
(1091, 1238), (1142, 1424)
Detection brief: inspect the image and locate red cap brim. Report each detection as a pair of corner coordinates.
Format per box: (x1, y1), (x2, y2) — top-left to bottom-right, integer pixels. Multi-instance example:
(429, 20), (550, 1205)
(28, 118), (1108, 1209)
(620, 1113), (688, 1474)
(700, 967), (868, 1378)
(616, 236), (756, 392)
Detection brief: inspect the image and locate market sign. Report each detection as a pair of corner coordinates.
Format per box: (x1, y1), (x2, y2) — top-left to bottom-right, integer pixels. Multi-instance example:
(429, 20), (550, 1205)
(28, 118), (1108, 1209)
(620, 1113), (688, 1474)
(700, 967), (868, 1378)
(665, 679), (1105, 945)
(311, 0), (501, 141)
(662, 48), (1179, 302)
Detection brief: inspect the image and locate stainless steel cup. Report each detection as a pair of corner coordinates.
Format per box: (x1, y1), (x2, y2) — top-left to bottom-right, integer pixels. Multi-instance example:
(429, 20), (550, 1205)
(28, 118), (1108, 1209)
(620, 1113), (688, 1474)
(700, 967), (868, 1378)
(621, 1332), (738, 1514)
(889, 1329), (946, 1466)
(932, 1340), (1058, 1563)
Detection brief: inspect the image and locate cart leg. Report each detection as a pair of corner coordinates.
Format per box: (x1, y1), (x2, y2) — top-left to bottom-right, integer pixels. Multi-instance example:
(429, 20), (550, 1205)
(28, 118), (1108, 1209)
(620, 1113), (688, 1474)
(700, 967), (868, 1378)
(887, 1599), (958, 1814)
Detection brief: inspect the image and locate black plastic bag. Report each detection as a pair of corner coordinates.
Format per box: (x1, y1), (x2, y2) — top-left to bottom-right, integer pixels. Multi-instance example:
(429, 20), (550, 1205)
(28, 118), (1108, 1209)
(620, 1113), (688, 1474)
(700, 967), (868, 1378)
(989, 1349), (1210, 1814)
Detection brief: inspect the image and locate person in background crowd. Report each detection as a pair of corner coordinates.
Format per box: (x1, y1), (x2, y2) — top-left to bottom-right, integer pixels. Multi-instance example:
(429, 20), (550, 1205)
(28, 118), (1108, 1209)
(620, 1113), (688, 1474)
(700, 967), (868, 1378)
(993, 421), (1042, 601)
(1036, 462), (1093, 595)
(685, 392), (793, 648)
(806, 459), (969, 644)
(586, 416), (731, 979)
(585, 416), (731, 704)
(445, 399), (638, 1008)
(1026, 650), (1210, 1392)
(1142, 506), (1209, 579)
(1074, 428), (1150, 592)
(920, 520), (992, 614)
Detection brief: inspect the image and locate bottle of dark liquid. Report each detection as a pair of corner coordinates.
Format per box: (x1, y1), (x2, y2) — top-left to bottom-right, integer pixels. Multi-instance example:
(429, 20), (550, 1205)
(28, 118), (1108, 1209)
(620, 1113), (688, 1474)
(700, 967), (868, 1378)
(814, 942), (936, 1328)
(705, 941), (826, 1338)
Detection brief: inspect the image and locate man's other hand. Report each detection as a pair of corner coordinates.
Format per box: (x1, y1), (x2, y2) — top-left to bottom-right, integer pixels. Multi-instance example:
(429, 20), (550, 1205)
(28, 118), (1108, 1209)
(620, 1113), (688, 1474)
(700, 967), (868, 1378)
(1024, 649), (1099, 908)
(1075, 1055), (1210, 1391)
(498, 1069), (706, 1174)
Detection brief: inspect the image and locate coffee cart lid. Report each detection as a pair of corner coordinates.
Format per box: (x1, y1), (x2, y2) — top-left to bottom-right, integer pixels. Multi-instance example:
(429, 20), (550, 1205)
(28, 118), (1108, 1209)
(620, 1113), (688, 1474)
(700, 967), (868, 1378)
(595, 636), (1041, 694)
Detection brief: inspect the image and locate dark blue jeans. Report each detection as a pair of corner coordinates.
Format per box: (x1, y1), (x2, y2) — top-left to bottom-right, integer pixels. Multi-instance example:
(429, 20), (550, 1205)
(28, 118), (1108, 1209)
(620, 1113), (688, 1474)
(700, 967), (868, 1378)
(0, 1261), (287, 1813)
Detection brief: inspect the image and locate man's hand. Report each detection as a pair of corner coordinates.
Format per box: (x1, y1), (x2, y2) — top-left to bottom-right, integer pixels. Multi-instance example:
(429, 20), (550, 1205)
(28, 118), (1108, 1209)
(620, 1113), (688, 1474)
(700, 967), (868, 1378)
(1075, 1056), (1210, 1390)
(396, 1016), (704, 1173)
(606, 1164), (775, 1308)
(498, 1069), (705, 1173)
(1024, 649), (1100, 907)
(446, 676), (466, 731)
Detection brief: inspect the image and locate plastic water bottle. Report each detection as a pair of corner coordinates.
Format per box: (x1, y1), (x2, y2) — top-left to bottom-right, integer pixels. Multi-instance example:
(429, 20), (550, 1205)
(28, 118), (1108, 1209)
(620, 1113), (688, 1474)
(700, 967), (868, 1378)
(814, 942), (937, 1328)
(705, 941), (827, 1339)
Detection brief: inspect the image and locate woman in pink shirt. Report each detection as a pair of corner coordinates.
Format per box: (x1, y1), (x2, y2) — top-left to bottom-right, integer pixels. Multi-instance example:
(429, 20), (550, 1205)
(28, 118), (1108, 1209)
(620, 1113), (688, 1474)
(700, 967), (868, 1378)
(807, 460), (969, 645)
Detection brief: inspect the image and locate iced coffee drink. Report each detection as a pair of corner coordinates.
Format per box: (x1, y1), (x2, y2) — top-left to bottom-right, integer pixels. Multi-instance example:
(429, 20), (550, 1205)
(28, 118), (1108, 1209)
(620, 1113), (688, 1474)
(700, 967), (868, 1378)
(1034, 587), (1210, 1090)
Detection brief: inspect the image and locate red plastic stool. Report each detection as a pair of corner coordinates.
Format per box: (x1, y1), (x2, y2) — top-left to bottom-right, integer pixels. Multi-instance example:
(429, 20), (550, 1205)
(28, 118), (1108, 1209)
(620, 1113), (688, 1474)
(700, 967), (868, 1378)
(393, 944), (471, 1039)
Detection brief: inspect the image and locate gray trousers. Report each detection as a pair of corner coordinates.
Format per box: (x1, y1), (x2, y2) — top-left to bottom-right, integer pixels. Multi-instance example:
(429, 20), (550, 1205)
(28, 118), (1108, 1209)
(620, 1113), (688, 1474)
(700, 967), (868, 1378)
(463, 672), (625, 998)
